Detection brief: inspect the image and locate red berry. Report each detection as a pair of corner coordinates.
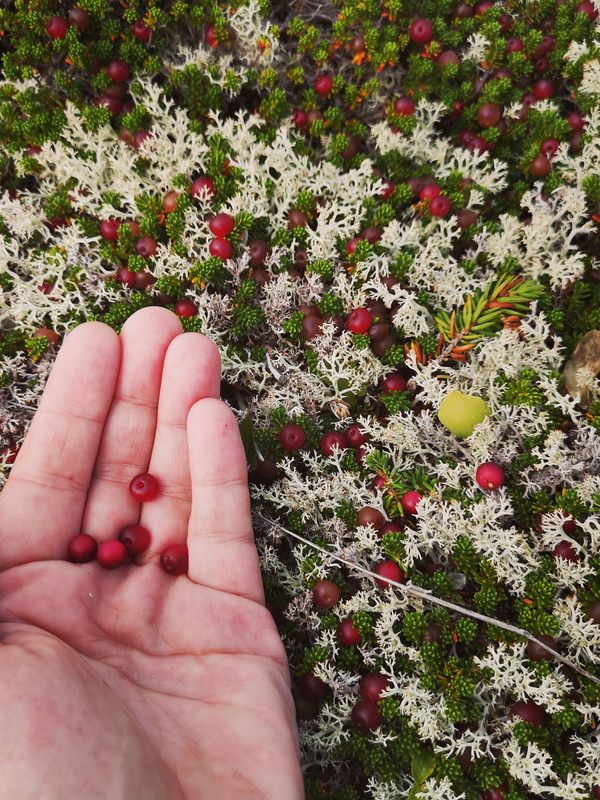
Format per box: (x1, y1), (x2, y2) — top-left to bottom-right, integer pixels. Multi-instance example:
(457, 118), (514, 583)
(301, 315), (323, 340)
(133, 130), (151, 150)
(68, 7), (90, 31)
(338, 617), (362, 646)
(357, 506), (385, 529)
(175, 299), (198, 317)
(437, 50), (461, 66)
(99, 218), (120, 241)
(552, 540), (580, 562)
(191, 176), (215, 199)
(97, 539), (128, 569)
(129, 471), (161, 502)
(205, 24), (217, 47)
(457, 208), (478, 229)
(509, 700), (546, 726)
(320, 431), (348, 456)
(346, 308), (373, 334)
(540, 138), (560, 157)
(346, 424), (367, 447)
(380, 180), (395, 200)
(530, 154), (551, 177)
(477, 103), (501, 128)
(359, 673), (390, 702)
(106, 59), (130, 83)
(567, 111), (585, 132)
(378, 521), (402, 537)
(117, 267), (136, 287)
(381, 372), (407, 393)
(209, 237), (233, 259)
(394, 97), (415, 116)
(209, 212), (235, 237)
(506, 37), (524, 52)
(373, 560), (405, 589)
(160, 543), (189, 575)
(132, 19), (152, 43)
(430, 195), (452, 217)
(292, 108), (307, 128)
(346, 237), (360, 255)
(526, 635), (557, 662)
(314, 74), (334, 95)
(312, 579), (341, 609)
(351, 700), (382, 732)
(279, 424), (305, 451)
(468, 136), (489, 153)
(475, 462), (505, 490)
(362, 226), (383, 244)
(119, 524), (151, 556)
(135, 236), (157, 258)
(533, 78), (555, 99)
(68, 533), (98, 563)
(588, 600), (600, 624)
(475, 0), (493, 12)
(483, 789), (507, 800)
(401, 491), (422, 514)
(409, 17), (433, 43)
(372, 474), (387, 492)
(562, 513), (577, 534)
(298, 673), (329, 701)
(419, 182), (441, 201)
(288, 209), (308, 228)
(592, 787), (600, 800)
(249, 239), (269, 265)
(126, 220), (142, 238)
(577, 0), (598, 20)
(45, 16), (69, 39)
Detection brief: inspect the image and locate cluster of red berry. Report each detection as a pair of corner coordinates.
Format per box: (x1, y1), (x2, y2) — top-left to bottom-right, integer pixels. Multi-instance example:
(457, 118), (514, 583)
(67, 472), (188, 575)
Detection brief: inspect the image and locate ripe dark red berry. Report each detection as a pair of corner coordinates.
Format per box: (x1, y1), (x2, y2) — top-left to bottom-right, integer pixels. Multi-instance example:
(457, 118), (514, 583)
(68, 533), (98, 563)
(530, 154), (551, 177)
(133, 130), (150, 150)
(249, 239), (269, 265)
(292, 108), (307, 128)
(97, 539), (128, 569)
(346, 424), (367, 447)
(477, 103), (501, 128)
(119, 524), (151, 556)
(279, 424), (305, 451)
(129, 472), (161, 502)
(160, 543), (189, 575)
(298, 673), (329, 701)
(409, 17), (433, 43)
(509, 700), (546, 726)
(362, 226), (383, 244)
(401, 491), (422, 514)
(506, 37), (524, 52)
(381, 372), (407, 393)
(46, 16), (69, 38)
(288, 209), (308, 228)
(132, 19), (152, 43)
(191, 176), (215, 198)
(430, 195), (452, 217)
(562, 513), (577, 534)
(163, 191), (179, 213)
(346, 308), (373, 334)
(419, 182), (441, 201)
(99, 218), (120, 241)
(378, 521), (402, 537)
(209, 212), (235, 237)
(380, 180), (395, 199)
(301, 315), (323, 340)
(373, 560), (405, 589)
(394, 97), (415, 116)
(540, 138), (560, 159)
(106, 59), (130, 83)
(567, 111), (585, 132)
(533, 78), (555, 99)
(135, 237), (157, 258)
(357, 506), (385, 530)
(312, 579), (341, 609)
(592, 787), (600, 800)
(577, 0), (598, 20)
(457, 208), (478, 228)
(68, 7), (90, 32)
(526, 635), (557, 662)
(437, 50), (460, 66)
(359, 673), (389, 702)
(175, 299), (197, 317)
(117, 267), (136, 287)
(483, 789), (507, 800)
(338, 617), (362, 646)
(475, 462), (505, 490)
(205, 24), (217, 47)
(314, 74), (333, 95)
(346, 237), (360, 255)
(320, 431), (348, 456)
(552, 540), (580, 562)
(351, 700), (382, 732)
(209, 238), (233, 259)
(587, 600), (600, 624)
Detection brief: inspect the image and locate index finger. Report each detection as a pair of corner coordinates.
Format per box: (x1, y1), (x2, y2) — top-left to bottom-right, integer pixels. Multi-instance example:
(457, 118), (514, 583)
(0, 322), (120, 568)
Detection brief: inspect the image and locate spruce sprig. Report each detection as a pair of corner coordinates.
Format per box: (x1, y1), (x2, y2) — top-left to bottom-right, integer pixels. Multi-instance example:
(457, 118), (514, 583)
(435, 274), (544, 362)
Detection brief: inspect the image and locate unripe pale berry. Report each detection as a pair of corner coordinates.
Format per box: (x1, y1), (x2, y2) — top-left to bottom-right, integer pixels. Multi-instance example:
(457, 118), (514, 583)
(475, 462), (505, 490)
(68, 533), (98, 563)
(160, 543), (189, 575)
(97, 539), (128, 569)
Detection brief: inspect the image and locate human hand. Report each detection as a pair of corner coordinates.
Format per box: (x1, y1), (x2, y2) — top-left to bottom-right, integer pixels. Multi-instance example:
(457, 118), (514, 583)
(0, 307), (303, 800)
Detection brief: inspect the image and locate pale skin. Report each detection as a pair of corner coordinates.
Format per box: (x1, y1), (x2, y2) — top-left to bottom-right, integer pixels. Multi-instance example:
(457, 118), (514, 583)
(0, 307), (304, 800)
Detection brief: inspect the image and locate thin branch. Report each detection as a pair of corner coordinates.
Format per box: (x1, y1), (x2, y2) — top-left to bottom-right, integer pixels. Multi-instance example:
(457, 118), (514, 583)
(254, 512), (600, 686)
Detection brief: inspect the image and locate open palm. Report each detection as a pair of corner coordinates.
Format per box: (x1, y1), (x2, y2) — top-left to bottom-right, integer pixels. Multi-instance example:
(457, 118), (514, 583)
(0, 308), (303, 800)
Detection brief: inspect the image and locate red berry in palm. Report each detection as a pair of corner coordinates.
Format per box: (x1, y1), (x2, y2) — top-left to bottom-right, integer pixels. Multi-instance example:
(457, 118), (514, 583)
(208, 237), (233, 260)
(314, 74), (333, 95)
(320, 431), (348, 456)
(99, 218), (120, 241)
(359, 673), (389, 702)
(351, 700), (382, 732)
(374, 560), (405, 589)
(346, 308), (373, 334)
(106, 59), (130, 83)
(430, 195), (452, 217)
(394, 97), (415, 116)
(475, 462), (505, 490)
(401, 491), (422, 514)
(298, 673), (329, 701)
(129, 472), (160, 502)
(97, 540), (128, 569)
(312, 579), (341, 609)
(477, 103), (501, 128)
(68, 533), (98, 563)
(135, 236), (157, 258)
(279, 424), (305, 451)
(160, 543), (189, 575)
(346, 424), (367, 447)
(381, 372), (407, 393)
(533, 78), (555, 99)
(119, 524), (151, 556)
(409, 17), (433, 43)
(510, 700), (546, 726)
(132, 19), (152, 43)
(191, 176), (215, 198)
(530, 154), (551, 177)
(419, 182), (441, 201)
(552, 540), (580, 562)
(338, 617), (362, 646)
(117, 267), (136, 287)
(209, 212), (235, 237)
(46, 16), (69, 39)
(175, 299), (197, 317)
(68, 7), (90, 31)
